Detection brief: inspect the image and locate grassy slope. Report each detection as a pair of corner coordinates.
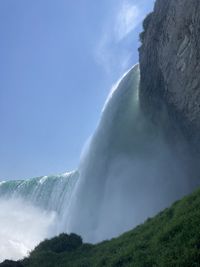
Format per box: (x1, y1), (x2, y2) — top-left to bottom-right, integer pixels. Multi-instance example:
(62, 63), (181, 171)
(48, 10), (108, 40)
(3, 188), (200, 267)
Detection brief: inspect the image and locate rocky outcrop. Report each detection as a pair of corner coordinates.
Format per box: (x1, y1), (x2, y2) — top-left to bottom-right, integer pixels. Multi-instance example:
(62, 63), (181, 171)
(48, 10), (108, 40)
(139, 0), (200, 149)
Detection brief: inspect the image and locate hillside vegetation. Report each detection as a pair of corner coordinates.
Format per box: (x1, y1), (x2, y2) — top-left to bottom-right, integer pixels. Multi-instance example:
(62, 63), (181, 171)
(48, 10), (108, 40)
(1, 187), (200, 267)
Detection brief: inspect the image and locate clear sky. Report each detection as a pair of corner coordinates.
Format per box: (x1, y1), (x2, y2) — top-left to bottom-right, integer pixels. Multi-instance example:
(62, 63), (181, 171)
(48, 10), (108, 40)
(0, 0), (155, 180)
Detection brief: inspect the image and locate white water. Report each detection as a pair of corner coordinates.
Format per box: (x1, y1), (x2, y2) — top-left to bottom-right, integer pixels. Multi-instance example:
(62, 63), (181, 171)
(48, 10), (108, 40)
(0, 198), (56, 261)
(0, 64), (195, 260)
(0, 171), (78, 261)
(66, 64), (191, 242)
(0, 171), (78, 213)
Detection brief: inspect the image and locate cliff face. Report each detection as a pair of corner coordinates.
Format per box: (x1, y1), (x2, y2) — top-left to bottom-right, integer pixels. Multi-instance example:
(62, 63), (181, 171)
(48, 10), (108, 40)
(139, 0), (200, 148)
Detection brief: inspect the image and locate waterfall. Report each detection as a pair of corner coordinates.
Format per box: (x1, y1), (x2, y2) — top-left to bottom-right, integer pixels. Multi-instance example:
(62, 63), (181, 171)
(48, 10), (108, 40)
(0, 64), (194, 260)
(0, 171), (78, 214)
(66, 64), (191, 242)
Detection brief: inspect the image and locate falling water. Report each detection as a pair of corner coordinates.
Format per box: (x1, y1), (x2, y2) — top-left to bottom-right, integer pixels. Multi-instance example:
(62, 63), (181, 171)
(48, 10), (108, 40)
(66, 64), (191, 242)
(0, 64), (195, 260)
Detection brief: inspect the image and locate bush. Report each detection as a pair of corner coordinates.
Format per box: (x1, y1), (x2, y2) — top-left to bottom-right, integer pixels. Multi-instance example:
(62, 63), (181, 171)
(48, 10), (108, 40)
(32, 233), (82, 254)
(0, 260), (23, 267)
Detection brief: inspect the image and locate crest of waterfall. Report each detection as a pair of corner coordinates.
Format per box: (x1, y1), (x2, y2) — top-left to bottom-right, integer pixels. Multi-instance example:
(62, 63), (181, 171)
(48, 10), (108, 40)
(0, 170), (78, 214)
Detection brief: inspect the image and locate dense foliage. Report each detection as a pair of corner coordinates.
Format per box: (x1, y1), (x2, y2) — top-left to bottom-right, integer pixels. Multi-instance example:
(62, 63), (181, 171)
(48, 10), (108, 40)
(2, 188), (200, 267)
(0, 260), (23, 267)
(32, 233), (82, 254)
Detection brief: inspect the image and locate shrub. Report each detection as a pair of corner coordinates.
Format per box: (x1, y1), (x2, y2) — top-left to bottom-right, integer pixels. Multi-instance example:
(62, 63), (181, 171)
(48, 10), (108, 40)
(32, 233), (82, 254)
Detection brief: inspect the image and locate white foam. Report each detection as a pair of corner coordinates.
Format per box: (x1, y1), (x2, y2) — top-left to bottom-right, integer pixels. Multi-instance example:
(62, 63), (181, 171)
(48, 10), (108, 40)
(0, 181), (6, 186)
(39, 176), (48, 185)
(0, 198), (56, 262)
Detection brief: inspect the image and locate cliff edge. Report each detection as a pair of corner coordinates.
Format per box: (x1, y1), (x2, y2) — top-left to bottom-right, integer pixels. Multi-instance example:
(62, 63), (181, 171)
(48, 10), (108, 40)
(139, 0), (200, 148)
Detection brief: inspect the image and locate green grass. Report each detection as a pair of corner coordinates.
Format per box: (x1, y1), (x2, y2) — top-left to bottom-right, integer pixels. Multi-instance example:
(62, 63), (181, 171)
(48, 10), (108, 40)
(3, 188), (200, 267)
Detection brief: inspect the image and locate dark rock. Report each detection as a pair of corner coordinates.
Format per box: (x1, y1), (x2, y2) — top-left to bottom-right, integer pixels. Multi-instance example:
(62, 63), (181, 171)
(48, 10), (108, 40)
(139, 0), (200, 150)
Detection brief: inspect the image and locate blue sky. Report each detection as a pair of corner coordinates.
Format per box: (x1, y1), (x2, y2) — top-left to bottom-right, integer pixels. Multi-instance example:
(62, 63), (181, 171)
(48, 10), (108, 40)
(0, 0), (155, 180)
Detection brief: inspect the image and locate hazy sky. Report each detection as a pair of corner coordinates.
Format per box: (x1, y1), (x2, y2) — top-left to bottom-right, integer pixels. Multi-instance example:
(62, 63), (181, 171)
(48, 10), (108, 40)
(0, 0), (155, 180)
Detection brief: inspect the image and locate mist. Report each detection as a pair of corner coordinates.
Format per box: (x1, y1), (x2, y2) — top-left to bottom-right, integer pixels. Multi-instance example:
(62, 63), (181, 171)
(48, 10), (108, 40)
(0, 198), (56, 261)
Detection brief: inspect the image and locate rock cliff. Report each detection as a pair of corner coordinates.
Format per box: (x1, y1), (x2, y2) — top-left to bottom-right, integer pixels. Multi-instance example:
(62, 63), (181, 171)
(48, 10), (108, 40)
(139, 0), (200, 149)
